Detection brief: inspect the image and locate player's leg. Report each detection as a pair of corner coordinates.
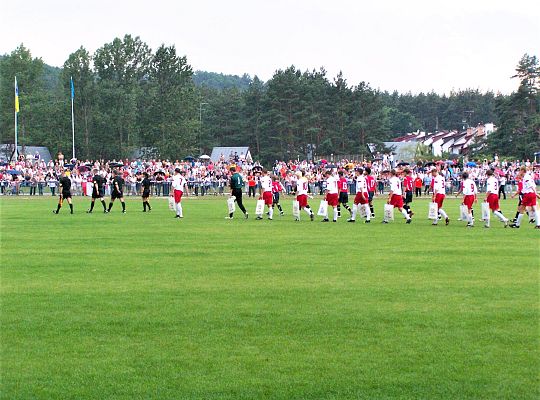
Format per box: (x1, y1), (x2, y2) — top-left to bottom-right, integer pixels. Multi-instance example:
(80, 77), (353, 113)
(67, 197), (73, 214)
(268, 204), (274, 220)
(348, 203), (357, 222)
(342, 201), (352, 215)
(88, 198), (96, 212)
(236, 192), (248, 218)
(100, 197), (107, 212)
(364, 204), (371, 222)
(399, 207), (411, 222)
(54, 195), (63, 214)
(332, 205), (338, 222)
(467, 208), (474, 226)
(108, 198), (115, 212)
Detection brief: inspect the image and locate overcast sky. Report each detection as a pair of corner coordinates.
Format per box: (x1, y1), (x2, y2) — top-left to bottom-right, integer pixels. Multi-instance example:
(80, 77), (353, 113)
(2, 0), (539, 94)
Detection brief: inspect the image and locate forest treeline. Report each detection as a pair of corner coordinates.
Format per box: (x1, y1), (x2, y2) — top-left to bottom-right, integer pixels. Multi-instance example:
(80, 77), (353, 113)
(1, 35), (538, 162)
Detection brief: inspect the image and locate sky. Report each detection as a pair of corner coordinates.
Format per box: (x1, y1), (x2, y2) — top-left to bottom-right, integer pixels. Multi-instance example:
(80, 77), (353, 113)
(2, 0), (539, 94)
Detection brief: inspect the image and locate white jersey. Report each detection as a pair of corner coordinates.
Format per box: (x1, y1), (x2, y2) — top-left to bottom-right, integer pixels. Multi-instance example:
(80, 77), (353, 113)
(171, 175), (186, 191)
(326, 176), (339, 194)
(522, 173), (536, 194)
(355, 175), (367, 194)
(462, 178), (478, 196)
(486, 176), (499, 195)
(260, 175), (272, 192)
(389, 176), (402, 196)
(297, 177), (309, 196)
(432, 174), (445, 195)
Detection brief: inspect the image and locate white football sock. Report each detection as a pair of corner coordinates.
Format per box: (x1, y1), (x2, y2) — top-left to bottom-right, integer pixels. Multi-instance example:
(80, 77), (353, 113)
(516, 213), (524, 226)
(494, 211), (507, 222)
(269, 207), (273, 219)
(351, 204), (357, 220)
(365, 205), (371, 221)
(401, 209), (409, 220)
(333, 207), (338, 221)
(176, 203), (183, 217)
(439, 209), (448, 219)
(535, 210), (540, 226)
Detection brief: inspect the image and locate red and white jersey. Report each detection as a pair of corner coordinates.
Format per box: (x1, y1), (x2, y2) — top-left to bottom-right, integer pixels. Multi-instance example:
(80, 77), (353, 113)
(171, 175), (186, 191)
(297, 177), (309, 196)
(522, 173), (536, 194)
(326, 175), (339, 194)
(260, 175), (273, 193)
(486, 176), (499, 195)
(355, 175), (367, 194)
(338, 177), (348, 193)
(366, 175), (376, 192)
(403, 176), (413, 192)
(432, 175), (445, 195)
(389, 176), (402, 196)
(272, 181), (284, 193)
(462, 178), (478, 196)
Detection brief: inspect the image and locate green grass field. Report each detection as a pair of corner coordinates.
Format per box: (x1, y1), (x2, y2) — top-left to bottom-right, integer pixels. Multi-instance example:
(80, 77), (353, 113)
(1, 195), (538, 399)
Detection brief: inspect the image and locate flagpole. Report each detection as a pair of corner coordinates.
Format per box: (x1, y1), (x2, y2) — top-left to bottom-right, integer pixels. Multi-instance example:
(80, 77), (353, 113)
(70, 77), (75, 160)
(14, 107), (18, 161)
(14, 76), (18, 161)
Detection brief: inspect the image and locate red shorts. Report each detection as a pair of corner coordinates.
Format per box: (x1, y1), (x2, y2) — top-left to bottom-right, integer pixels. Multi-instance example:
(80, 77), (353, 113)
(486, 193), (499, 211)
(434, 193), (445, 209)
(326, 193), (339, 207)
(522, 192), (537, 207)
(173, 189), (183, 203)
(263, 191), (273, 206)
(463, 195), (475, 210)
(354, 192), (368, 205)
(389, 194), (403, 208)
(297, 194), (308, 208)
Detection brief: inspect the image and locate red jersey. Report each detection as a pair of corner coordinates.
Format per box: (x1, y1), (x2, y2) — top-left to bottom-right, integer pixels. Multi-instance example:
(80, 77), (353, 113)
(338, 177), (348, 193)
(272, 181), (283, 193)
(517, 180), (523, 193)
(403, 176), (413, 192)
(414, 177), (423, 188)
(366, 175), (376, 192)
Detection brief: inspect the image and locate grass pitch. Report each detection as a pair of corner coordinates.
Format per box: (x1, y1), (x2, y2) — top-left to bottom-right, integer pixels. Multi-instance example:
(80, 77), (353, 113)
(1, 195), (538, 399)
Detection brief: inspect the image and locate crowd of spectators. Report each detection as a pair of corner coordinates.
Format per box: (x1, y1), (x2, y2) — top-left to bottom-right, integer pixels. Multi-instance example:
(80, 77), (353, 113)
(1, 151), (539, 198)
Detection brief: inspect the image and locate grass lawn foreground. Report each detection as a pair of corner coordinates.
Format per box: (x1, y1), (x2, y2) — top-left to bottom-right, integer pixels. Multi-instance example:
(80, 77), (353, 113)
(1, 196), (538, 399)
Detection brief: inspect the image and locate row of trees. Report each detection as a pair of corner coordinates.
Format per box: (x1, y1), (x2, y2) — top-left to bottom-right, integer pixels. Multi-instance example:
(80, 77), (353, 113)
(0, 35), (538, 162)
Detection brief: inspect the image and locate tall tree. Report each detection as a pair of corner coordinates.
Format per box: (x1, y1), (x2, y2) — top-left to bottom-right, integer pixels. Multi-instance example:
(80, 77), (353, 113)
(489, 54), (540, 158)
(93, 35), (152, 158)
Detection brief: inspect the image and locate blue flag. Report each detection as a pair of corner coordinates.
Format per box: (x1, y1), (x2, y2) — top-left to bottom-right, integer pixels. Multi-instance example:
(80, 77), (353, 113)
(70, 77), (75, 99)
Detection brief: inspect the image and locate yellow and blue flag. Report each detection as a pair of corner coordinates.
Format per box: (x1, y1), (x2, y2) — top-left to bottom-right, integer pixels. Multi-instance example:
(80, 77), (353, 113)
(15, 77), (19, 112)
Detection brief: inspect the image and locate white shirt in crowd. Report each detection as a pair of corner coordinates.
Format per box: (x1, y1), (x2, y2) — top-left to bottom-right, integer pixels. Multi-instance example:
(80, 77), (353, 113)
(297, 177), (308, 196)
(172, 174), (186, 191)
(389, 176), (402, 196)
(462, 178), (478, 196)
(486, 176), (499, 195)
(432, 174), (445, 195)
(326, 175), (339, 194)
(260, 175), (272, 192)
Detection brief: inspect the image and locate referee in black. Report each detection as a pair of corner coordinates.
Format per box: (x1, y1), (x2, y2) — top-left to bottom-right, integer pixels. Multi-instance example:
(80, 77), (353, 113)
(87, 169), (107, 213)
(141, 172), (152, 212)
(53, 170), (73, 214)
(227, 166), (248, 219)
(108, 169), (126, 213)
